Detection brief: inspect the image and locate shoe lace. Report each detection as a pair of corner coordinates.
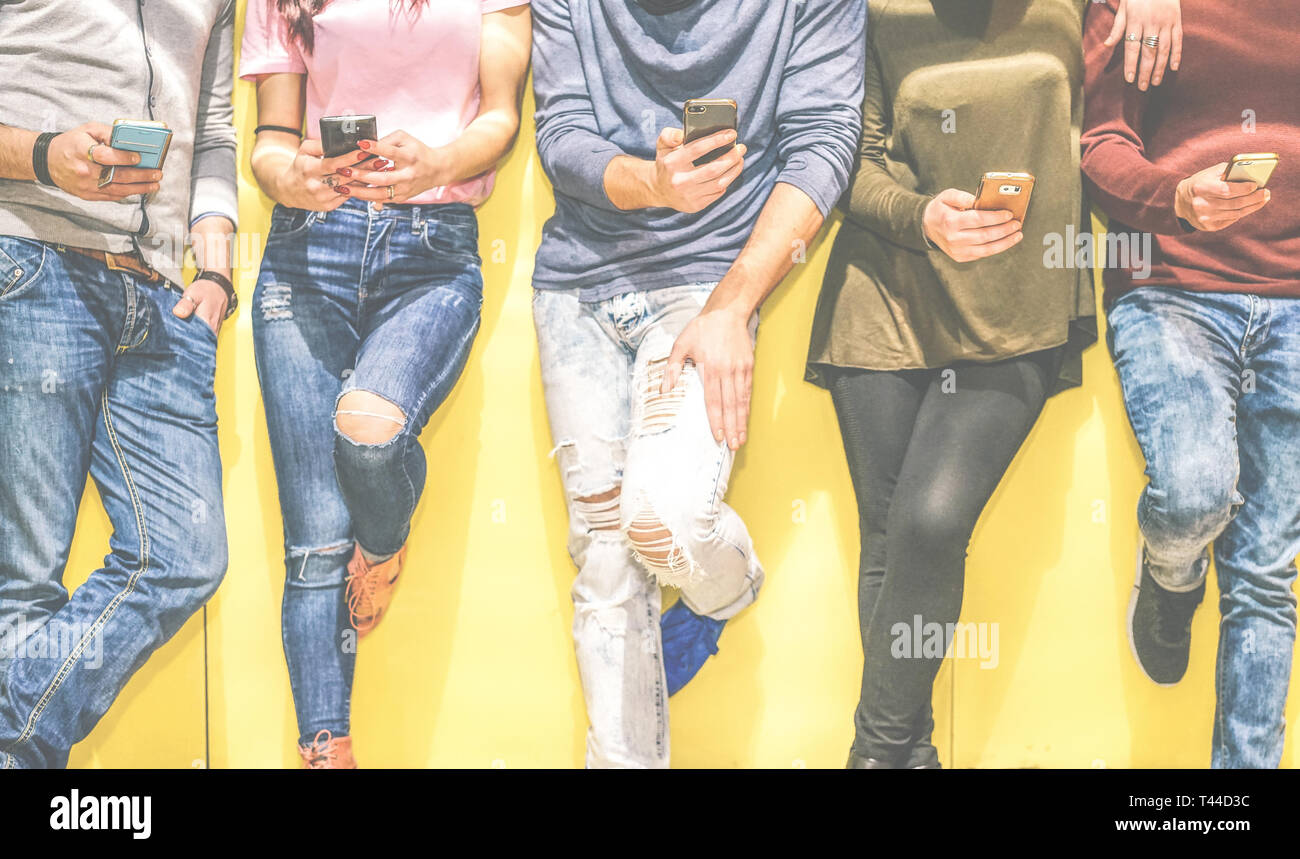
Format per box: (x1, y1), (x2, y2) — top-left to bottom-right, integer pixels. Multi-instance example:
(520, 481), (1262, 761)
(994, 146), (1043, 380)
(299, 730), (340, 769)
(347, 560), (380, 620)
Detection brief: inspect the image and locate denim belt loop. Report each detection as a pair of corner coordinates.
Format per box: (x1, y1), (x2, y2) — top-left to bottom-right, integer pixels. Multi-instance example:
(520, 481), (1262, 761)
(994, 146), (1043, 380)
(410, 206), (423, 234)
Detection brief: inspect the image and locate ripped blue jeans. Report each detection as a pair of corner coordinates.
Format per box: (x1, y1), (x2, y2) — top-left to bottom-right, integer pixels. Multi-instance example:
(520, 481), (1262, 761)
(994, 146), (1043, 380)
(253, 200), (482, 744)
(534, 284), (764, 768)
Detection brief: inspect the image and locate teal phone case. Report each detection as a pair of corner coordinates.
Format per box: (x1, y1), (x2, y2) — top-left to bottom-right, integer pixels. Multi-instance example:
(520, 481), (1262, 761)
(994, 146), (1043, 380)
(110, 124), (173, 170)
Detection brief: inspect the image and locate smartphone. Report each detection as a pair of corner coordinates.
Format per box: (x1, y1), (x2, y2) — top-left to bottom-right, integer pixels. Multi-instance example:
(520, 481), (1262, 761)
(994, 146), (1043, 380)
(974, 172), (1036, 223)
(1222, 153), (1279, 188)
(320, 114), (377, 158)
(683, 99), (738, 167)
(98, 120), (173, 188)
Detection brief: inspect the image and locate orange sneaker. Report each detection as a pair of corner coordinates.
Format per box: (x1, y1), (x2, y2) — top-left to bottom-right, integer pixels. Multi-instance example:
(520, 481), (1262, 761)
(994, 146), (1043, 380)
(345, 544), (406, 637)
(298, 730), (357, 769)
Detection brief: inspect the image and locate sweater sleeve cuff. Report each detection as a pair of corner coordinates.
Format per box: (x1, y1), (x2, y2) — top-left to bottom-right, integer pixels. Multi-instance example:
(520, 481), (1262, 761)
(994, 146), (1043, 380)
(190, 175), (239, 231)
(551, 141), (624, 213)
(776, 151), (846, 218)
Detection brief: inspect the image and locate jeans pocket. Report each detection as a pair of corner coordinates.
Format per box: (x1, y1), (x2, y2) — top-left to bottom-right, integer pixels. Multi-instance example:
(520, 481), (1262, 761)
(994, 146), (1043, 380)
(0, 238), (47, 302)
(267, 206), (317, 241)
(421, 211), (479, 262)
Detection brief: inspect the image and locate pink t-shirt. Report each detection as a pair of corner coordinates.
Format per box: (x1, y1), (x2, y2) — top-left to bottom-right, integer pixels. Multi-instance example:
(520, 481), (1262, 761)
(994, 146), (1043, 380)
(240, 0), (528, 206)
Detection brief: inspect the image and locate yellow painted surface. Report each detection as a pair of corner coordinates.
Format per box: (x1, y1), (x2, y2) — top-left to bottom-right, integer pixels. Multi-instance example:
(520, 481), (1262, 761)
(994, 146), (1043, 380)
(68, 1), (1298, 768)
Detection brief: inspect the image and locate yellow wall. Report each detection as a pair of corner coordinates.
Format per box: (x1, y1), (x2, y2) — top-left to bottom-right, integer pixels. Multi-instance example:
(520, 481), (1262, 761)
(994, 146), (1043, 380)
(68, 0), (1300, 768)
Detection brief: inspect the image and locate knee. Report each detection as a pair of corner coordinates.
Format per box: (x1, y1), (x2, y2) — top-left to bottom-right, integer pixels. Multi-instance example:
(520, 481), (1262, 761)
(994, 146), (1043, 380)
(1148, 478), (1236, 543)
(191, 539), (229, 604)
(623, 502), (695, 588)
(894, 493), (975, 570)
(334, 390), (407, 447)
(283, 542), (353, 591)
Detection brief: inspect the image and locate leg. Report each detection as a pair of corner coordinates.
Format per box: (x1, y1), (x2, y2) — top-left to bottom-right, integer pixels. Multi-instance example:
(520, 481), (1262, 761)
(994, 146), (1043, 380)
(854, 350), (1054, 764)
(621, 285), (763, 619)
(0, 241), (114, 685)
(252, 219), (363, 746)
(0, 277), (227, 768)
(1107, 289), (1243, 590)
(1107, 289), (1244, 688)
(332, 210), (484, 559)
(1210, 296), (1300, 768)
(534, 287), (668, 769)
(828, 365), (936, 768)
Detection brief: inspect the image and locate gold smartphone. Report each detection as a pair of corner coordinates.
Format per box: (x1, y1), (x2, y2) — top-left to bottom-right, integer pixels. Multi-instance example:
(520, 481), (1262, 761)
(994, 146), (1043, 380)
(1222, 153), (1279, 188)
(974, 172), (1035, 223)
(682, 98), (738, 166)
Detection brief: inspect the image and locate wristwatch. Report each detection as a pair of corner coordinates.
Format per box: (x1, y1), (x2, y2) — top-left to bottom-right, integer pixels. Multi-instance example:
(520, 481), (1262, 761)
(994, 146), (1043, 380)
(193, 269), (238, 319)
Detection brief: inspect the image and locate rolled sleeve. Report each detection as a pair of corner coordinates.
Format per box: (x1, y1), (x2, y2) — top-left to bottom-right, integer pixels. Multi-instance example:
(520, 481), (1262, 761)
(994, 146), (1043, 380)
(191, 0), (238, 229)
(773, 0), (866, 217)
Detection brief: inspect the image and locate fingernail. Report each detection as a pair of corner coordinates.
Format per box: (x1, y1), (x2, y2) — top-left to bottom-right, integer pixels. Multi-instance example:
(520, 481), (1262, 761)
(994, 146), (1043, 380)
(358, 140), (371, 150)
(356, 152), (370, 162)
(338, 168), (352, 177)
(1126, 73), (1134, 82)
(335, 187), (349, 195)
(730, 437), (739, 448)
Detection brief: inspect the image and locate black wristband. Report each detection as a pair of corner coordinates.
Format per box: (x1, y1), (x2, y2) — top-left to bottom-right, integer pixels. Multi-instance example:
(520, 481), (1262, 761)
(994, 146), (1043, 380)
(193, 269), (239, 319)
(32, 131), (59, 188)
(254, 124), (303, 138)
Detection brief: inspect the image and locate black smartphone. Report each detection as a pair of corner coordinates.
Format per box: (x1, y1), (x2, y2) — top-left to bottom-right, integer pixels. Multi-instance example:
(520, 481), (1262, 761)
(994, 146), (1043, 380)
(683, 99), (738, 167)
(319, 114), (377, 158)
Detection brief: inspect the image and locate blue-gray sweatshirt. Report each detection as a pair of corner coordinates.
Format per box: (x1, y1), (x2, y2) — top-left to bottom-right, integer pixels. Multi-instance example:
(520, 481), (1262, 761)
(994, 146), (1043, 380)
(531, 0), (865, 301)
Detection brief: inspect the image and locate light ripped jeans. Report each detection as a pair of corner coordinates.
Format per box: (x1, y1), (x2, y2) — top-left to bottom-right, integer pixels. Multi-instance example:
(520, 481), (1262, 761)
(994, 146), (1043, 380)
(534, 283), (764, 768)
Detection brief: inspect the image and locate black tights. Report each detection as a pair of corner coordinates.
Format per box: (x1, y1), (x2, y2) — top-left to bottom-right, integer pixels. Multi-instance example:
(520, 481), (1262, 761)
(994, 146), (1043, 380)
(828, 349), (1056, 766)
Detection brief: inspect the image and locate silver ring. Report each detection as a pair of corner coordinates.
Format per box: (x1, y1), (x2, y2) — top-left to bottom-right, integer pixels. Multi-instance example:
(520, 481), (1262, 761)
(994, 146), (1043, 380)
(1143, 35), (1160, 48)
(1125, 32), (1141, 42)
(187, 294), (200, 308)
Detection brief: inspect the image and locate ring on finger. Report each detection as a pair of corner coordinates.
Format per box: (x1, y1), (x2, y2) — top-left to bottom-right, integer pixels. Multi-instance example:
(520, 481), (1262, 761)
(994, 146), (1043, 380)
(387, 185), (395, 201)
(1125, 32), (1141, 42)
(87, 143), (100, 163)
(1143, 35), (1160, 47)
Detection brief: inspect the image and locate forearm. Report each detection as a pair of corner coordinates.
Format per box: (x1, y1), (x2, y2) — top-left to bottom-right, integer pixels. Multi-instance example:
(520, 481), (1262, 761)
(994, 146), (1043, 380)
(603, 154), (661, 211)
(190, 215), (235, 282)
(704, 182), (825, 319)
(0, 125), (39, 182)
(844, 165), (932, 250)
(432, 108), (521, 188)
(250, 138), (298, 206)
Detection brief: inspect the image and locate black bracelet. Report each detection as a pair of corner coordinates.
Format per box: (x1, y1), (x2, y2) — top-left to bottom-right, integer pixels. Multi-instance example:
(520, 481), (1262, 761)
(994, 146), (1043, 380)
(193, 269), (239, 319)
(254, 124), (303, 138)
(32, 131), (59, 187)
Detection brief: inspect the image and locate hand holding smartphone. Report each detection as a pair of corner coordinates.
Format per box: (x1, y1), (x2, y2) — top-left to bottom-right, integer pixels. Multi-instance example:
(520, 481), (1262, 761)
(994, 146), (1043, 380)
(683, 99), (738, 167)
(98, 120), (172, 188)
(1222, 153), (1279, 188)
(973, 171), (1035, 223)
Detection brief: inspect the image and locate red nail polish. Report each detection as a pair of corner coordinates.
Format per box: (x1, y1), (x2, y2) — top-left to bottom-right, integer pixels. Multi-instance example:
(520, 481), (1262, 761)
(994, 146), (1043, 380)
(358, 140), (371, 150)
(338, 168), (352, 177)
(336, 186), (349, 195)
(355, 152), (370, 162)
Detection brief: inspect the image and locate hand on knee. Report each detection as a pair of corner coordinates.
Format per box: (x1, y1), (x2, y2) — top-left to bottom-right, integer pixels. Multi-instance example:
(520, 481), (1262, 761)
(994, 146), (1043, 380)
(335, 391), (406, 446)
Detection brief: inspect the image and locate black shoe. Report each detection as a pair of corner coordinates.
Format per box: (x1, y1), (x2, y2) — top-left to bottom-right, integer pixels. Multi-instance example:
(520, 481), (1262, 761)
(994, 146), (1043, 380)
(846, 751), (895, 769)
(1127, 543), (1207, 686)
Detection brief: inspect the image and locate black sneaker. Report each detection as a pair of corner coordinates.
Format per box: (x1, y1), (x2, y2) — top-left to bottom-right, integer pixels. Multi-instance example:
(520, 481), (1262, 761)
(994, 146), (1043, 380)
(1127, 543), (1208, 686)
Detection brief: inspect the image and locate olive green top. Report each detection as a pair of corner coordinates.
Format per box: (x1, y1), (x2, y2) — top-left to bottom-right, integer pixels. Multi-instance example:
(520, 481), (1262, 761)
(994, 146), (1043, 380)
(806, 0), (1096, 392)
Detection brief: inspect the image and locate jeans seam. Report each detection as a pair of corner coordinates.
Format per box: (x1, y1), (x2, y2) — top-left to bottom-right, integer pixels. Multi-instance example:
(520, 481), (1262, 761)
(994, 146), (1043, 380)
(10, 391), (152, 750)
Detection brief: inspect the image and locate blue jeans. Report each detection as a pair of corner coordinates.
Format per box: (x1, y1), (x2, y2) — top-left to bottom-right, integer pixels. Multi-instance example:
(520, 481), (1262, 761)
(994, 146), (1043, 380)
(0, 237), (227, 769)
(1108, 287), (1300, 768)
(534, 284), (764, 768)
(253, 200), (482, 744)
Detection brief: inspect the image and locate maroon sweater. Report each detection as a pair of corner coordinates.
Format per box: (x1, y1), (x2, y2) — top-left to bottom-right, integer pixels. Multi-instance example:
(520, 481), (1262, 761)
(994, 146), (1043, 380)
(1081, 0), (1300, 303)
